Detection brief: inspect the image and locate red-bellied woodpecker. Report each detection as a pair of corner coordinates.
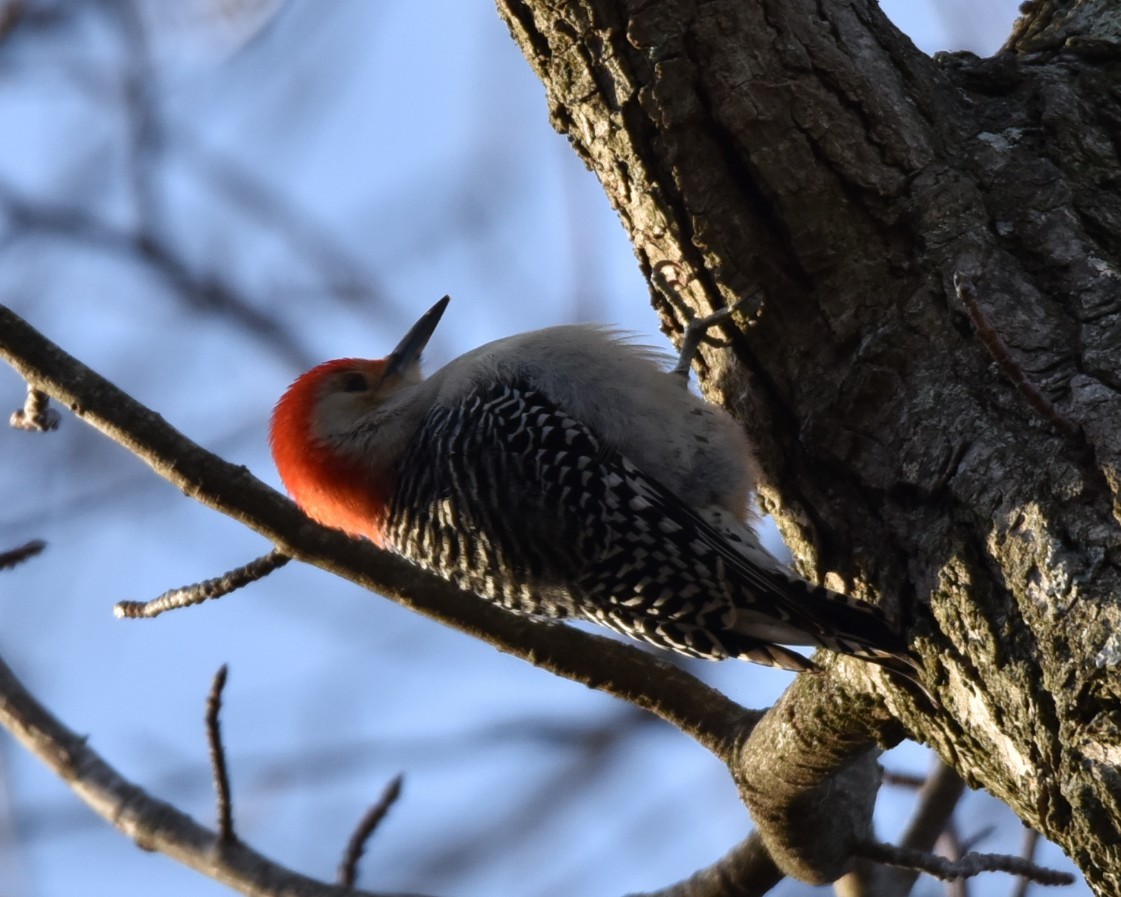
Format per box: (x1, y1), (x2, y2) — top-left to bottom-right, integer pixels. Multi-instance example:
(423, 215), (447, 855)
(270, 297), (921, 685)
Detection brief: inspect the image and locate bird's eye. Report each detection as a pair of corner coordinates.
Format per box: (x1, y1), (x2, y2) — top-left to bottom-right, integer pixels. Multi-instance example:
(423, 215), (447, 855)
(342, 372), (369, 393)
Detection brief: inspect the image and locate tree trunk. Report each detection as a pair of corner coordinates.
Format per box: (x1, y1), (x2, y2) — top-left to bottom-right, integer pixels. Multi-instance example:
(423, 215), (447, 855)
(495, 0), (1121, 892)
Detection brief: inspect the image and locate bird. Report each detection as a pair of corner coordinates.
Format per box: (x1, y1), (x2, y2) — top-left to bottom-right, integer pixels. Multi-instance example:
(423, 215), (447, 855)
(270, 296), (922, 687)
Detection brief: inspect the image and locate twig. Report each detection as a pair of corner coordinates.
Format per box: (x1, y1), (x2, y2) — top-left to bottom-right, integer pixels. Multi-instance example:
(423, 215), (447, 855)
(206, 665), (235, 844)
(114, 550), (291, 619)
(952, 273), (1079, 438)
(9, 385), (60, 431)
(671, 297), (762, 381)
(0, 649), (427, 897)
(856, 839), (1074, 886)
(338, 774), (404, 889)
(0, 539), (45, 571)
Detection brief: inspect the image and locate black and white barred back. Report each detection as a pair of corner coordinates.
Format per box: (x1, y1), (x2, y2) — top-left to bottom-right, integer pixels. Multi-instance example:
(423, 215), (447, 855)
(385, 380), (915, 676)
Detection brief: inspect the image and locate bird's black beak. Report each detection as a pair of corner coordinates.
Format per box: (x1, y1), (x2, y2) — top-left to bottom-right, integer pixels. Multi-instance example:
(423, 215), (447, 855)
(384, 295), (450, 379)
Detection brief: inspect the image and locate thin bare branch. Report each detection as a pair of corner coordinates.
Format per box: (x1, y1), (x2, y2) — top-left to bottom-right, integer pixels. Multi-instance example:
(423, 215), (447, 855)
(338, 774), (404, 889)
(624, 832), (783, 897)
(889, 762), (966, 890)
(9, 385), (60, 432)
(0, 649), (430, 897)
(855, 840), (1073, 887)
(114, 550), (290, 619)
(206, 665), (235, 844)
(0, 539), (45, 571)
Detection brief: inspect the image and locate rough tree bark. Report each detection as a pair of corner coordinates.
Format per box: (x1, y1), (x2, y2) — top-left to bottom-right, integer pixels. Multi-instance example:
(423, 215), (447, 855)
(495, 0), (1121, 893)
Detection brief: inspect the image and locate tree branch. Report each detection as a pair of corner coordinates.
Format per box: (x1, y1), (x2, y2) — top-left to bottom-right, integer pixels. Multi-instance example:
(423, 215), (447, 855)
(339, 775), (405, 889)
(0, 649), (429, 897)
(735, 671), (895, 884)
(206, 664), (236, 844)
(0, 538), (46, 570)
(855, 840), (1072, 887)
(625, 832), (783, 897)
(115, 550), (291, 619)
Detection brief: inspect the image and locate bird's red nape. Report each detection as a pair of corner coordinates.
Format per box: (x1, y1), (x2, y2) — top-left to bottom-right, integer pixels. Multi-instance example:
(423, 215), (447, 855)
(270, 359), (391, 546)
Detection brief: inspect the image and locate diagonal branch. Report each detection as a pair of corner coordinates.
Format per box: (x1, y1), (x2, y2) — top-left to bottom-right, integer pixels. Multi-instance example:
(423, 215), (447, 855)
(855, 840), (1072, 887)
(0, 539), (46, 570)
(0, 303), (756, 763)
(115, 550), (291, 619)
(735, 670), (892, 884)
(625, 832), (783, 897)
